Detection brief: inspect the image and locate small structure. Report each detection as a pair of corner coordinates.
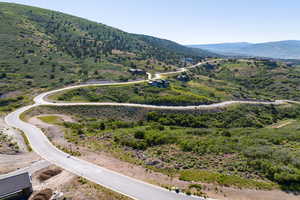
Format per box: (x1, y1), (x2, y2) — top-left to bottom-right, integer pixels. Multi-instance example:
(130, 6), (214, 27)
(176, 74), (190, 82)
(148, 79), (169, 88)
(128, 68), (146, 75)
(0, 172), (33, 200)
(182, 57), (194, 63)
(285, 62), (295, 67)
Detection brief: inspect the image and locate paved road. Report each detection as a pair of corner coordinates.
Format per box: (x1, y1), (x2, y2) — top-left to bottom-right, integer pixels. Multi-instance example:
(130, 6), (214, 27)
(5, 105), (209, 200)
(4, 60), (299, 200)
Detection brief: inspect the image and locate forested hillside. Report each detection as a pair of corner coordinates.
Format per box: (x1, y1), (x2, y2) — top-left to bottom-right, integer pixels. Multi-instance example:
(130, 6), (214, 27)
(0, 2), (215, 111)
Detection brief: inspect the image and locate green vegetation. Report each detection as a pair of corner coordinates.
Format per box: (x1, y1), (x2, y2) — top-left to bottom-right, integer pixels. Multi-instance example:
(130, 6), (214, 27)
(51, 80), (229, 106)
(180, 170), (275, 190)
(192, 59), (300, 101)
(0, 96), (32, 112)
(35, 103), (300, 191)
(38, 115), (62, 125)
(51, 59), (300, 106)
(56, 144), (81, 156)
(20, 131), (32, 152)
(4, 2), (300, 194)
(187, 184), (207, 197)
(146, 104), (293, 128)
(0, 2), (215, 112)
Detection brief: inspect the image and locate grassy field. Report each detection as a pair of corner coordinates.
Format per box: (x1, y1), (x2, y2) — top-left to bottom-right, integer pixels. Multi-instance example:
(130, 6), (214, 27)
(26, 103), (300, 191)
(38, 115), (62, 125)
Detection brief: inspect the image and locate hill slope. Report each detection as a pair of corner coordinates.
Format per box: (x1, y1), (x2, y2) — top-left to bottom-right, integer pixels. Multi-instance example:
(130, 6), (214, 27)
(189, 40), (300, 59)
(0, 2), (216, 111)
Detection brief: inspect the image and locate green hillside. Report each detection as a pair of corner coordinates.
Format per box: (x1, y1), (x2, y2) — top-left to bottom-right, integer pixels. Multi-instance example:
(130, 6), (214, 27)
(51, 59), (300, 106)
(0, 2), (215, 111)
(192, 59), (300, 100)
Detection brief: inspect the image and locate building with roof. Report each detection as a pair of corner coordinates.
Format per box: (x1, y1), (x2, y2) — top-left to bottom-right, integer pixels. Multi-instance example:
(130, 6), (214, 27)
(0, 172), (32, 200)
(148, 79), (169, 88)
(176, 74), (190, 82)
(128, 68), (146, 75)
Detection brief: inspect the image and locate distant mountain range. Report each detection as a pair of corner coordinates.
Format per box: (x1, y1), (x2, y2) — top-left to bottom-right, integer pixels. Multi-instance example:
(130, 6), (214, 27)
(188, 40), (300, 59)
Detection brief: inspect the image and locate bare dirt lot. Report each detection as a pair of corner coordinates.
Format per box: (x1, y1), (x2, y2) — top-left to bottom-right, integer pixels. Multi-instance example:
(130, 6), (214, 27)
(0, 116), (42, 175)
(0, 117), (28, 154)
(0, 152), (41, 174)
(31, 165), (132, 200)
(28, 114), (300, 200)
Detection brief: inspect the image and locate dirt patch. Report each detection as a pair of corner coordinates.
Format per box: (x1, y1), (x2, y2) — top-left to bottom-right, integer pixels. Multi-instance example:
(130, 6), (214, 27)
(29, 188), (53, 200)
(0, 117), (27, 153)
(274, 121), (292, 128)
(38, 168), (62, 182)
(61, 176), (132, 200)
(0, 134), (18, 154)
(28, 114), (73, 146)
(269, 120), (295, 129)
(0, 90), (23, 98)
(275, 121), (292, 128)
(32, 166), (75, 192)
(31, 166), (132, 200)
(0, 152), (41, 174)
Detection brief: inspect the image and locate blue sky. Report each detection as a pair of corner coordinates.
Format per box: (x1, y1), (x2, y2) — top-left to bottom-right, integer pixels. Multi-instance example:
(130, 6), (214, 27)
(2, 0), (300, 44)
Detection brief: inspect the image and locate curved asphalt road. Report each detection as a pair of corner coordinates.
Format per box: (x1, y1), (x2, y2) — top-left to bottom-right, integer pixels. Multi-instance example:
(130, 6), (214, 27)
(4, 60), (298, 200)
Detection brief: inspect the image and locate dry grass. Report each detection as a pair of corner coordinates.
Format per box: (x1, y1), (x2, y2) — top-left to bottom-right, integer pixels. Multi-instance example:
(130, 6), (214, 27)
(62, 177), (133, 200)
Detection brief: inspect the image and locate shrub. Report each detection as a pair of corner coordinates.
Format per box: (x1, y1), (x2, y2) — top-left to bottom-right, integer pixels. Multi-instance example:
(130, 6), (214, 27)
(134, 130), (145, 139)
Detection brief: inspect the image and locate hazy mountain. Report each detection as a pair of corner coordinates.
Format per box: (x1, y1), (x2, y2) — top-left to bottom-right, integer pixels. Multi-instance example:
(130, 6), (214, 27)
(189, 42), (252, 55)
(189, 40), (300, 59)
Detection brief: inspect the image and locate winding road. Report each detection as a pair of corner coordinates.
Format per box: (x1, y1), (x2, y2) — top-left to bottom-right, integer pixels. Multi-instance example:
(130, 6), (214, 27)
(4, 60), (297, 200)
